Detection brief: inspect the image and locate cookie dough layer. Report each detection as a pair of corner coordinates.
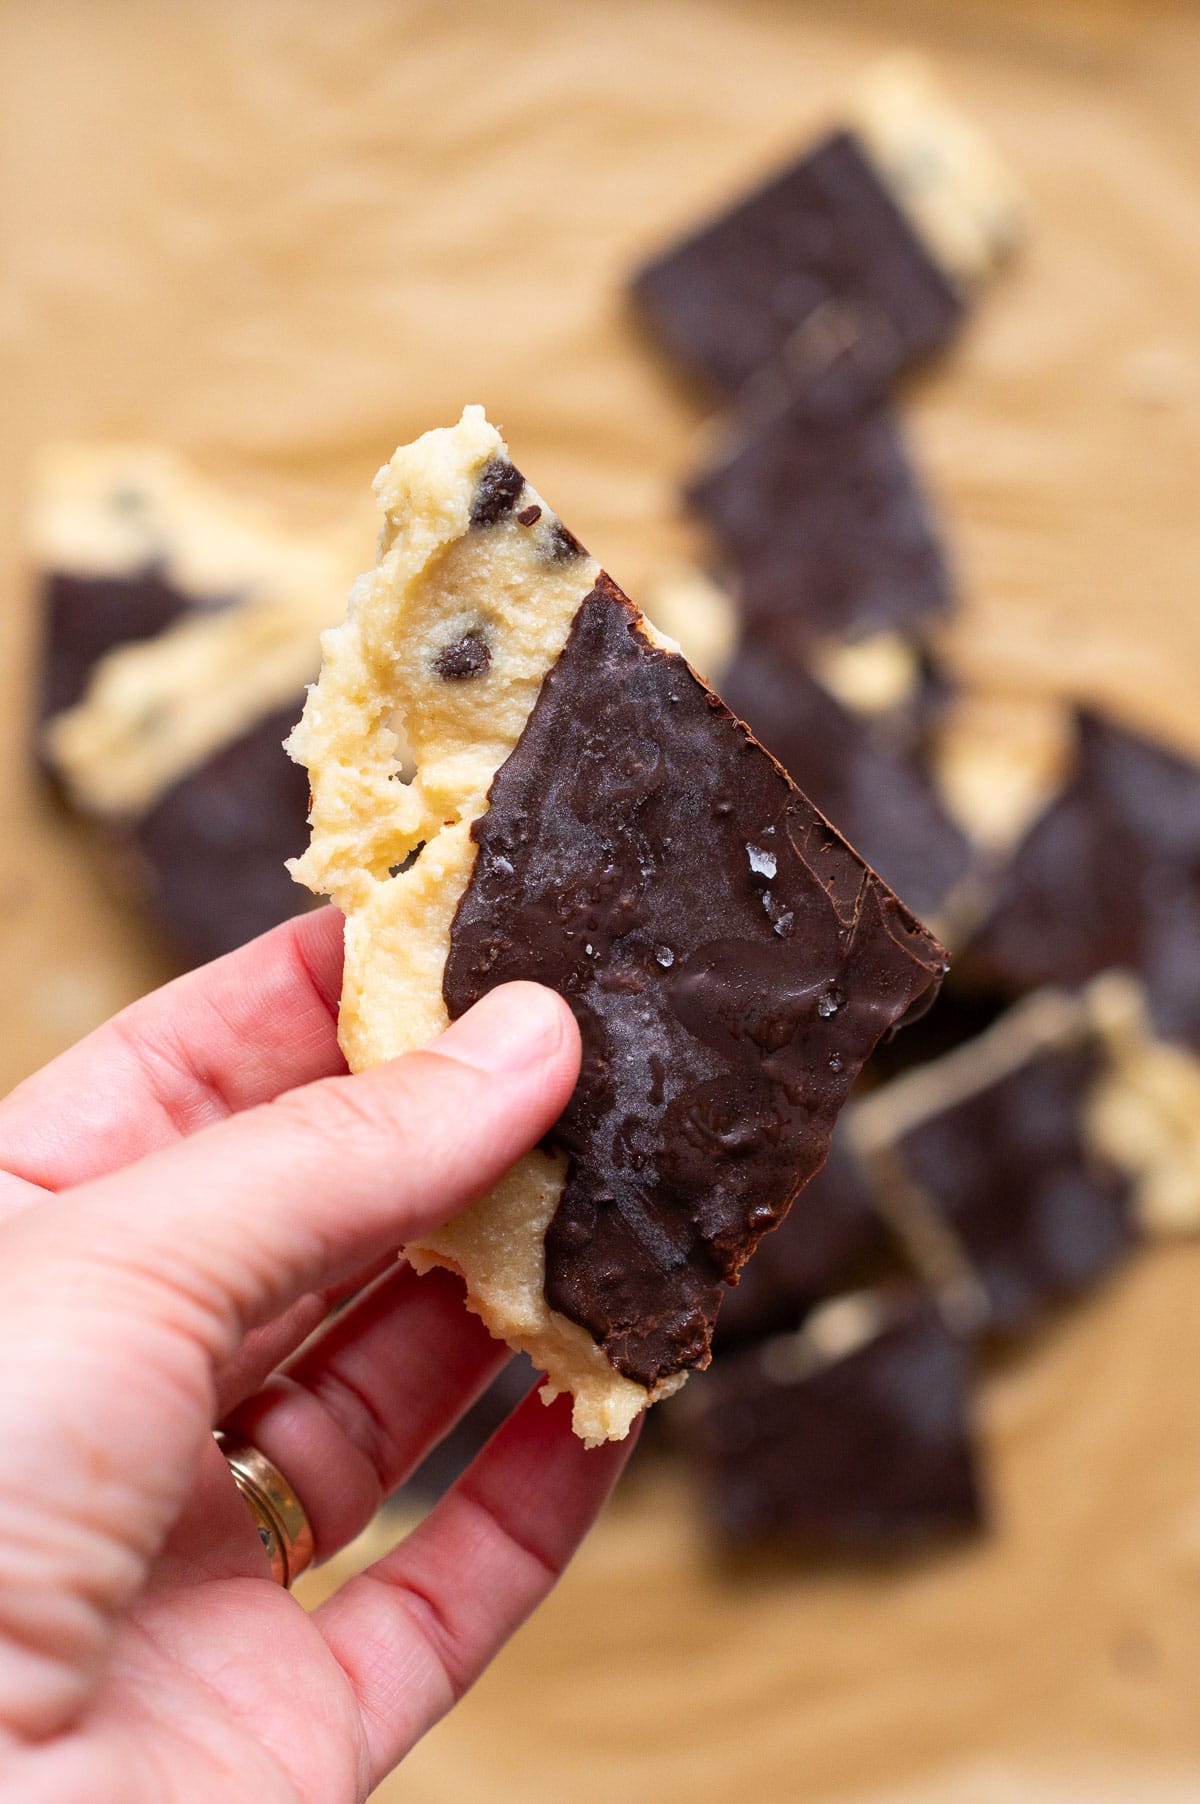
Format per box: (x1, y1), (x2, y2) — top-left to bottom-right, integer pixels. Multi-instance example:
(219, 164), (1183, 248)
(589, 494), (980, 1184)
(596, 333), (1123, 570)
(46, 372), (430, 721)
(287, 406), (663, 1445)
(849, 53), (1024, 288)
(45, 576), (345, 816)
(36, 445), (364, 816)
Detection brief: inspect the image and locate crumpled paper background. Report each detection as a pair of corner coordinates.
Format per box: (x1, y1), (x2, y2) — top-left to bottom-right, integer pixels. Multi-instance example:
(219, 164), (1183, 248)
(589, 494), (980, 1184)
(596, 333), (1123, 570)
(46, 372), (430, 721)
(2, 2), (1199, 1799)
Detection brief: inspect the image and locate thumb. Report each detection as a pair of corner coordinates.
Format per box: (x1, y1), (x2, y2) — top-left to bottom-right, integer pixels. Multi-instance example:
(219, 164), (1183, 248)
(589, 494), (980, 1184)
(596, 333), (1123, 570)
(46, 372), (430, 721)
(0, 981), (579, 1740)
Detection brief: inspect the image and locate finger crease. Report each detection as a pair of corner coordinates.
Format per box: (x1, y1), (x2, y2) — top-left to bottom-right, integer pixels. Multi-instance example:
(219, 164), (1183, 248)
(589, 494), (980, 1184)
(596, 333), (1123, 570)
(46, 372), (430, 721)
(310, 1363), (400, 1496)
(287, 919), (343, 1034)
(106, 1012), (237, 1139)
(363, 1567), (470, 1707)
(453, 1481), (563, 1589)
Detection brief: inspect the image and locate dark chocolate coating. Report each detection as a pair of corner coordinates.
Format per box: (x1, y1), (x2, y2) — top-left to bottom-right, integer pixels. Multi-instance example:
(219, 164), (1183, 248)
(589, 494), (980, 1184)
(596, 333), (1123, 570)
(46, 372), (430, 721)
(896, 1037), (1136, 1332)
(444, 576), (947, 1389)
(133, 705), (313, 966)
(962, 710), (1200, 1051)
(38, 566), (211, 727)
(688, 403), (953, 647)
(681, 1291), (982, 1552)
(719, 633), (972, 921)
(713, 1132), (892, 1348)
(631, 130), (963, 414)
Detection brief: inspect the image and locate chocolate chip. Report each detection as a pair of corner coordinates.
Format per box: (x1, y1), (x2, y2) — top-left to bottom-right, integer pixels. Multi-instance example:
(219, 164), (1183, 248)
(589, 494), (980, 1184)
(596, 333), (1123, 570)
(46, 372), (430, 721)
(434, 633), (492, 681)
(516, 503), (542, 527)
(389, 841), (425, 878)
(544, 520), (588, 561)
(470, 458), (525, 527)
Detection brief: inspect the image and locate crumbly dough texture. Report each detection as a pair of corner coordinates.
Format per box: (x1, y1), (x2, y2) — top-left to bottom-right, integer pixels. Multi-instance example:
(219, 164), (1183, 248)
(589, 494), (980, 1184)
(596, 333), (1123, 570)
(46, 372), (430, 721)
(288, 406), (681, 1444)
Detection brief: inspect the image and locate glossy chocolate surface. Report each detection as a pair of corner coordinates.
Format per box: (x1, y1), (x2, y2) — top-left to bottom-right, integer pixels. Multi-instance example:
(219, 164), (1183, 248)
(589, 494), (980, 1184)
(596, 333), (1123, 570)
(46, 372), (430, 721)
(632, 130), (963, 414)
(719, 633), (971, 921)
(444, 575), (946, 1387)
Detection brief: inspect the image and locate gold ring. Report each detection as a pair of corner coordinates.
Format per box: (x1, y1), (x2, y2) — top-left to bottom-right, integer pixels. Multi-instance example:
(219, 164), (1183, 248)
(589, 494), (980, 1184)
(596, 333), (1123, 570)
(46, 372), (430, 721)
(214, 1430), (315, 1588)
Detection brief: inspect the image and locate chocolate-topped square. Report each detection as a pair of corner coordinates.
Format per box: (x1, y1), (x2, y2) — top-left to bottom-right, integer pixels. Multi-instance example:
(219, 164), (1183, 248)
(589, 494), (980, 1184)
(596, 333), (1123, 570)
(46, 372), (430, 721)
(689, 402), (953, 648)
(678, 1288), (983, 1552)
(893, 1034), (1136, 1332)
(962, 711), (1200, 1051)
(632, 130), (963, 413)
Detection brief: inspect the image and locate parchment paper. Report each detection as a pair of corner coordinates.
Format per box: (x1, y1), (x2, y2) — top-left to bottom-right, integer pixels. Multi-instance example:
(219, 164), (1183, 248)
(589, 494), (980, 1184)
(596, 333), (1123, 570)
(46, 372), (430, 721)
(1, 4), (1199, 1799)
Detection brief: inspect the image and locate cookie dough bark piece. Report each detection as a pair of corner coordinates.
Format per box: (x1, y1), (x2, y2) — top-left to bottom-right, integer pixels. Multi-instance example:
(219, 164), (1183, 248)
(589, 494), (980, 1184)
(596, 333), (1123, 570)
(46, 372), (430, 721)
(633, 127), (962, 416)
(38, 453), (358, 818)
(960, 710), (1200, 1052)
(847, 53), (1024, 289)
(719, 632), (971, 924)
(288, 407), (645, 1445)
(688, 403), (953, 651)
(32, 443), (337, 725)
(288, 407), (947, 1444)
(34, 445), (365, 966)
(632, 58), (1019, 414)
(676, 1287), (983, 1552)
(44, 579), (343, 818)
(851, 991), (1136, 1334)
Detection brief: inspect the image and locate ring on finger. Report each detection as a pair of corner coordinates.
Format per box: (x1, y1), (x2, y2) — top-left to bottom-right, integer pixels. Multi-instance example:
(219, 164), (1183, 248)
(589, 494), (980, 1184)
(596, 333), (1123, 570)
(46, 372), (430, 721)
(215, 1429), (316, 1587)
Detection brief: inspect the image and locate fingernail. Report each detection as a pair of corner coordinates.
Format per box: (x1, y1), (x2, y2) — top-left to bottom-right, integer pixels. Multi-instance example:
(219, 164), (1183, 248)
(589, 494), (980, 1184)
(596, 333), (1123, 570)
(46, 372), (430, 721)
(435, 982), (568, 1075)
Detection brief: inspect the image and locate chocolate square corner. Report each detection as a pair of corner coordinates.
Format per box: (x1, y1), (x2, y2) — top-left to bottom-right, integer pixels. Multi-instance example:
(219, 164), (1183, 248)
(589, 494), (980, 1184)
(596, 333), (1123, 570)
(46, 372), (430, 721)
(680, 1287), (983, 1554)
(631, 129), (963, 415)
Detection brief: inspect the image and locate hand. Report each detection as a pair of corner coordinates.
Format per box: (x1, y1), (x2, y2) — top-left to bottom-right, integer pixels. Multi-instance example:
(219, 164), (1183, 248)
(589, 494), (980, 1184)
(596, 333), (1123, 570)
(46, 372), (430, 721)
(0, 907), (634, 1800)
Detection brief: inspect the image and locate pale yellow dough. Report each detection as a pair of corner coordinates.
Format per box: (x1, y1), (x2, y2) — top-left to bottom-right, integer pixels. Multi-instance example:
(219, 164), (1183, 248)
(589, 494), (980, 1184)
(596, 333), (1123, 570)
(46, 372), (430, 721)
(287, 406), (683, 1445)
(850, 53), (1025, 287)
(36, 443), (368, 814)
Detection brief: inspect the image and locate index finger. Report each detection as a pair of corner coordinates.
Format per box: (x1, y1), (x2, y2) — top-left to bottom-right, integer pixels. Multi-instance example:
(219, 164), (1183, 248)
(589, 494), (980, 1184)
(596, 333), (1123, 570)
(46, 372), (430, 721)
(0, 906), (345, 1192)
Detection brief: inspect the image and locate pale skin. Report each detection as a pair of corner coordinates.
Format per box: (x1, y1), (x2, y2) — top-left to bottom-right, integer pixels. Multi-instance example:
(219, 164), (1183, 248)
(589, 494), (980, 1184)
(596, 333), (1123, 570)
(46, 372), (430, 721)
(0, 905), (635, 1800)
